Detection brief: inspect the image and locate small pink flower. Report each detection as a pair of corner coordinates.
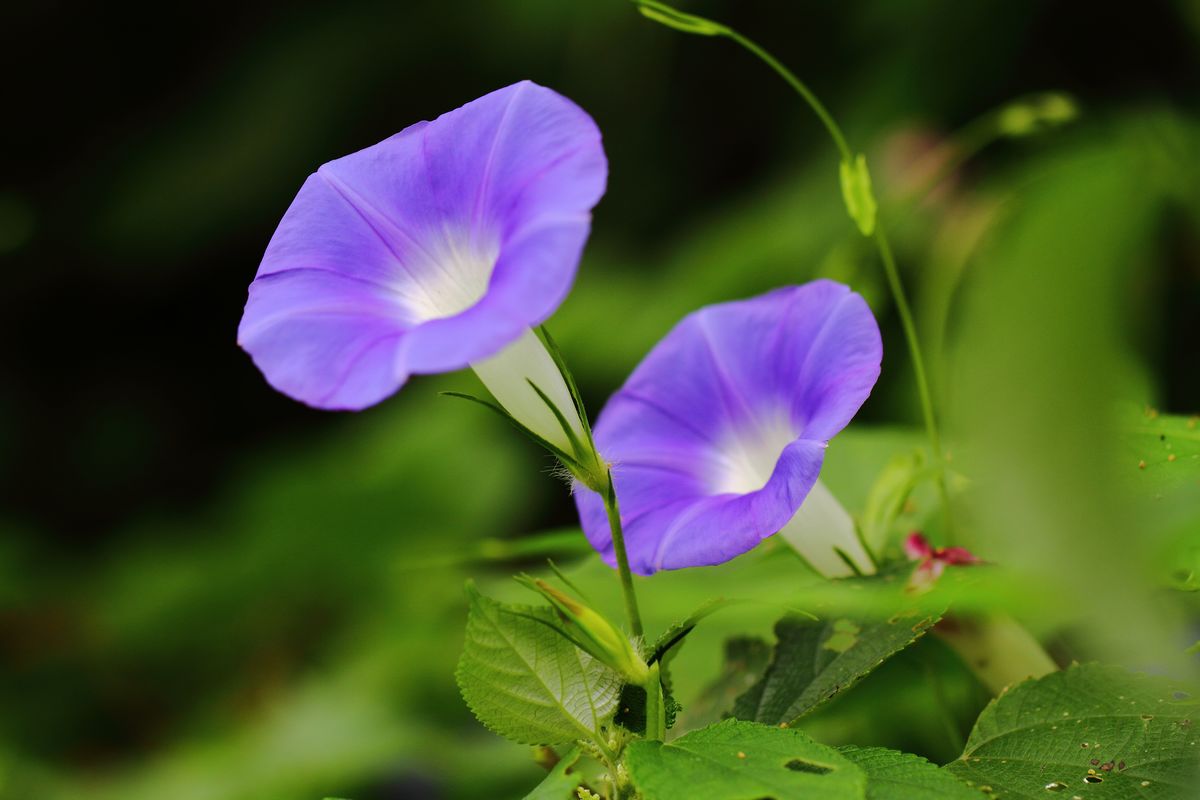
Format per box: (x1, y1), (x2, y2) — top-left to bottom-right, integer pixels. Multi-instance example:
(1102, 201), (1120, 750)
(904, 532), (981, 589)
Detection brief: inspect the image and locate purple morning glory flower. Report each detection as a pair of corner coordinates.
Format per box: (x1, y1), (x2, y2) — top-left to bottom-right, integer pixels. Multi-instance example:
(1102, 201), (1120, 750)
(238, 81), (605, 450)
(575, 280), (882, 576)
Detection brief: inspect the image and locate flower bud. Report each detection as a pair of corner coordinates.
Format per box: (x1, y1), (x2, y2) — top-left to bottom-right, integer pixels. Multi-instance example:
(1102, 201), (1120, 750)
(839, 153), (878, 237)
(635, 0), (728, 36)
(521, 577), (650, 686)
(996, 93), (1078, 137)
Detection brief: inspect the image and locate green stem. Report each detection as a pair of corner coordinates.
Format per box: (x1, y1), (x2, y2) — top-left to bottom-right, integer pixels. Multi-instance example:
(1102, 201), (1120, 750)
(588, 736), (621, 798)
(644, 662), (667, 740)
(872, 224), (954, 537)
(604, 471), (644, 640)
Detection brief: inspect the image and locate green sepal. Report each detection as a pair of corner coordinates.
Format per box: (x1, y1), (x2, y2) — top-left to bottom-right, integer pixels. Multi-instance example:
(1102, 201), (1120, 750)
(536, 326), (597, 453)
(614, 662), (667, 740)
(439, 390), (586, 474)
(839, 153), (877, 237)
(525, 379), (606, 491)
(633, 0), (727, 36)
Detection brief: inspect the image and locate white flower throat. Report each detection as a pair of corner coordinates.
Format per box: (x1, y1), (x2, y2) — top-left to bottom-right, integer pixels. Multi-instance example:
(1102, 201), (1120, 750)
(401, 230), (499, 323)
(712, 412), (797, 495)
(712, 412), (875, 578)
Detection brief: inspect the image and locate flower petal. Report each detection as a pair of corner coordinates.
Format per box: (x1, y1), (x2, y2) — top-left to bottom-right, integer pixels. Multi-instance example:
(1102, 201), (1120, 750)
(237, 268), (410, 409)
(649, 439), (826, 572)
(903, 532), (934, 561)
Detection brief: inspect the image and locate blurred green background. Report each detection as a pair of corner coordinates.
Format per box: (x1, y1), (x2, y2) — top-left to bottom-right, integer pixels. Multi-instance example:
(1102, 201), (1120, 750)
(2, 1), (1198, 798)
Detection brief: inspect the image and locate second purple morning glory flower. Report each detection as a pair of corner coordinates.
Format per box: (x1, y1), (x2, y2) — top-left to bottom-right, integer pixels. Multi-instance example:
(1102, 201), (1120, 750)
(575, 280), (883, 576)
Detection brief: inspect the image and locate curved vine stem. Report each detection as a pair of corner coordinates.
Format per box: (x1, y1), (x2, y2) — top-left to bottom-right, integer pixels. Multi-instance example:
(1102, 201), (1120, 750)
(873, 224), (954, 536)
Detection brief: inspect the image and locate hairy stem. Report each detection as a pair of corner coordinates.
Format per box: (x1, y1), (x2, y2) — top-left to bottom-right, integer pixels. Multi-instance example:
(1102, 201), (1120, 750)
(603, 472), (644, 639)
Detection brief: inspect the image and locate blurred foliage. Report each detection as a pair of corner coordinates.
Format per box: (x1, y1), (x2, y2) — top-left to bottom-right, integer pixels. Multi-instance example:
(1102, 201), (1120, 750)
(1, 1), (1198, 799)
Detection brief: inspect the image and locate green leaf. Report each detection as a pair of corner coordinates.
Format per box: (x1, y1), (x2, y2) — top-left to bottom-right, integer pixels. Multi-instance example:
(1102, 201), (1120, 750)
(839, 153), (878, 237)
(456, 583), (621, 746)
(838, 747), (980, 799)
(734, 607), (940, 725)
(625, 719), (866, 799)
(947, 663), (1200, 798)
(1120, 406), (1200, 493)
(523, 750), (584, 800)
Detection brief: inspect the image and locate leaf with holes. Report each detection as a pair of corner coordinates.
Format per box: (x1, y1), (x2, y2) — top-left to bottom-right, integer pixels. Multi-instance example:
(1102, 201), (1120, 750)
(625, 718), (866, 800)
(947, 663), (1200, 799)
(733, 608), (939, 726)
(839, 747), (979, 799)
(455, 583), (621, 746)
